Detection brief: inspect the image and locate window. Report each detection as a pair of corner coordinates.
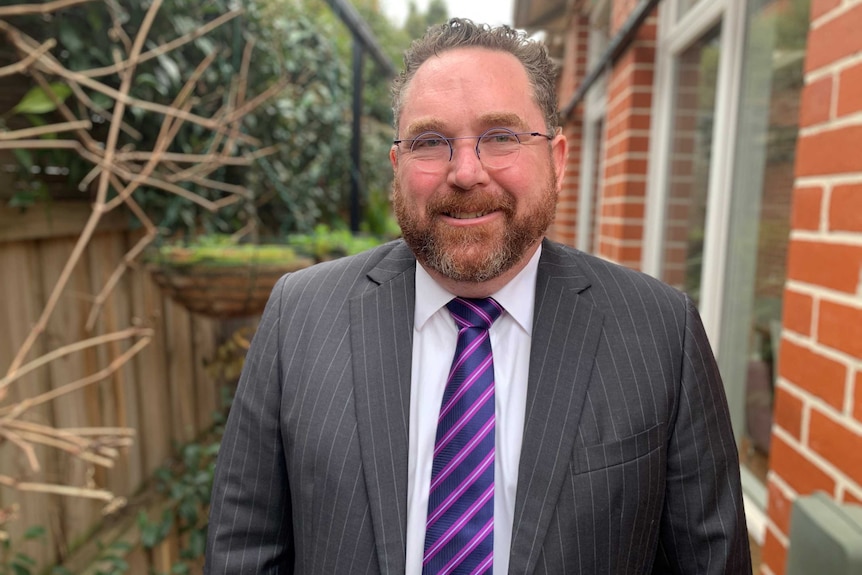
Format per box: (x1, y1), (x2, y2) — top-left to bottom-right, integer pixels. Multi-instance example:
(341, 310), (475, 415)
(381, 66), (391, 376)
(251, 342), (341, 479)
(659, 26), (722, 306)
(645, 0), (809, 542)
(719, 0), (809, 487)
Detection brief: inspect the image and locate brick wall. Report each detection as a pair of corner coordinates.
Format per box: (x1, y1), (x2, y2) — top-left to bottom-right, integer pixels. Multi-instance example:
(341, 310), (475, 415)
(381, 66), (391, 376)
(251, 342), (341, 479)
(763, 0), (862, 573)
(548, 3), (656, 270)
(595, 11), (656, 268)
(548, 13), (590, 246)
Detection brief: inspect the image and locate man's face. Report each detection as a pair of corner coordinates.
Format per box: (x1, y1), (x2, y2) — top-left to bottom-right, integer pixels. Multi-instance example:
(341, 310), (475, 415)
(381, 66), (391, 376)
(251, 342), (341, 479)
(390, 47), (567, 284)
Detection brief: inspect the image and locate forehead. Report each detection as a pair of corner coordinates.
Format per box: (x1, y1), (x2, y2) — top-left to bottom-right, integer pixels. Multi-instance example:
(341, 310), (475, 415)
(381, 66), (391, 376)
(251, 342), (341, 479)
(400, 47), (542, 135)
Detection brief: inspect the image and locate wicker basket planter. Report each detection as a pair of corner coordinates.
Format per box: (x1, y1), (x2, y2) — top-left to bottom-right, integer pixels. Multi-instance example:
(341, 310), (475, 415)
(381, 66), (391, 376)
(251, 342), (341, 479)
(146, 244), (314, 318)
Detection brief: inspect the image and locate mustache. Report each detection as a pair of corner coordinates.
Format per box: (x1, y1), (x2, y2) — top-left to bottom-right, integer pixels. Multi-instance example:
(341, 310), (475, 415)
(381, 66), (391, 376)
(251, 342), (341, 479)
(425, 191), (516, 216)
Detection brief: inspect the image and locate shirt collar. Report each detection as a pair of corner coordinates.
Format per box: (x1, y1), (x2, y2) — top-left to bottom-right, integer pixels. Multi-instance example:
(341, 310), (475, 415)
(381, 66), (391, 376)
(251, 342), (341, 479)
(414, 244), (541, 335)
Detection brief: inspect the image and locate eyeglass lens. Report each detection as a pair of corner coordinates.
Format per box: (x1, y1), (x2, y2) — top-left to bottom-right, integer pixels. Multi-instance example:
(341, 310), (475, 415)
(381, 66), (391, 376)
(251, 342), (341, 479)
(408, 129), (523, 171)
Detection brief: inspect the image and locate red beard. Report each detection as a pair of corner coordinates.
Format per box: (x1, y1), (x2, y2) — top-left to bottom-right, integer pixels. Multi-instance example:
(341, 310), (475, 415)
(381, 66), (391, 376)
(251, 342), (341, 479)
(392, 174), (558, 283)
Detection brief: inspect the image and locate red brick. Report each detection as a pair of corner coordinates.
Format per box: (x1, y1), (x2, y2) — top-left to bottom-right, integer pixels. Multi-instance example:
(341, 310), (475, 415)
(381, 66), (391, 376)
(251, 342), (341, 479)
(599, 221), (644, 241)
(602, 200), (645, 219)
(598, 241), (642, 264)
(606, 135), (650, 157)
(838, 62), (862, 117)
(770, 433), (837, 495)
(787, 240), (862, 293)
(800, 76), (833, 127)
(796, 125), (862, 177)
(809, 409), (862, 485)
(606, 111), (651, 140)
(806, 3), (862, 72)
(791, 186), (822, 230)
(767, 478), (795, 535)
(782, 289), (813, 336)
(811, 0), (842, 20)
(774, 386), (805, 440)
(762, 527), (788, 575)
(829, 184), (862, 232)
(855, 371), (862, 423)
(819, 300), (862, 357)
(778, 338), (847, 409)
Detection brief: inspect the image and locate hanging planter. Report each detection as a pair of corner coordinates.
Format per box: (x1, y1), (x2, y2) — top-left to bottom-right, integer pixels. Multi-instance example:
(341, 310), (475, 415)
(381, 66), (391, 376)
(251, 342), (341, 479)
(145, 228), (393, 318)
(145, 241), (314, 318)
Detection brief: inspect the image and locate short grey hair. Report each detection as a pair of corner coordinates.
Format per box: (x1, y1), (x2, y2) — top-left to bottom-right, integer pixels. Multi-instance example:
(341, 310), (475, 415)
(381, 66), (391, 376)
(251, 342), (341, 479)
(391, 18), (560, 135)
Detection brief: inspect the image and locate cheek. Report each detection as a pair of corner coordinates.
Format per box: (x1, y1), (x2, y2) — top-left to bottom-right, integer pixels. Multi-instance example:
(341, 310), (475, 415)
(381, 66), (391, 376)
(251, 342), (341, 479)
(397, 170), (440, 204)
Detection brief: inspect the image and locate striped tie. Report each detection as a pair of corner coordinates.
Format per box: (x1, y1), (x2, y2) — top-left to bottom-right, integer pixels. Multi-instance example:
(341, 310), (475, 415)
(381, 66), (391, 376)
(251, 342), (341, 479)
(423, 297), (503, 575)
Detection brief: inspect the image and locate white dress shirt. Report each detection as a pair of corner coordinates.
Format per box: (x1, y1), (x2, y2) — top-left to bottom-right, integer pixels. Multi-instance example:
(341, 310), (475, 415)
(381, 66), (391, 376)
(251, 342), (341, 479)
(405, 246), (540, 575)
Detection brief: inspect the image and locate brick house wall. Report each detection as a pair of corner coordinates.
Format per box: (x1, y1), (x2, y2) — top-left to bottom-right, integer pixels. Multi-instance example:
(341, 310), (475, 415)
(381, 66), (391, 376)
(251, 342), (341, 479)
(762, 0), (862, 572)
(549, 15), (590, 246)
(546, 3), (656, 271)
(542, 0), (862, 573)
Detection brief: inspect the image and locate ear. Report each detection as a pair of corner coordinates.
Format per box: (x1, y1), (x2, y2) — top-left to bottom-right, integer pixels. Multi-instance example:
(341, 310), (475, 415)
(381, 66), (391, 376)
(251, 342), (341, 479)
(551, 132), (568, 192)
(390, 145), (399, 171)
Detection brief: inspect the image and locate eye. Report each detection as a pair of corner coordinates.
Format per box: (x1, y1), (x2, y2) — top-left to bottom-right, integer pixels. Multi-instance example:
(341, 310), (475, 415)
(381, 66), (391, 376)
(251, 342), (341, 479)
(411, 132), (448, 150)
(480, 128), (520, 145)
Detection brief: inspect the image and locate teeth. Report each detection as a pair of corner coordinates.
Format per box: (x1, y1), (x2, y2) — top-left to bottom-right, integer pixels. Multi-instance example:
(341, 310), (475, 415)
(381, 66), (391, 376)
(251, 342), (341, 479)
(450, 211), (488, 219)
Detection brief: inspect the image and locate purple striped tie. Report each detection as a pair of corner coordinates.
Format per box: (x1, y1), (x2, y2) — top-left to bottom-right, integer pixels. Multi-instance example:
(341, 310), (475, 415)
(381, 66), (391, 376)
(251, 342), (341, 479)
(423, 297), (503, 575)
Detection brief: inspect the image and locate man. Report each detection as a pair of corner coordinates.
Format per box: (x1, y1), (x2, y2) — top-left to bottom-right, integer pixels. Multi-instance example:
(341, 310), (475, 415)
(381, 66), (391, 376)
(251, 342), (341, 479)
(205, 19), (751, 574)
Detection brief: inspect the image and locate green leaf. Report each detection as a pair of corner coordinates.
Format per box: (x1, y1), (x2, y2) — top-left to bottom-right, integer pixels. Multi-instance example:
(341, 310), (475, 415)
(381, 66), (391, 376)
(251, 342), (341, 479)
(91, 92), (115, 111)
(58, 23), (84, 52)
(12, 84), (73, 115)
(186, 529), (206, 558)
(22, 526), (45, 540)
(12, 148), (33, 171)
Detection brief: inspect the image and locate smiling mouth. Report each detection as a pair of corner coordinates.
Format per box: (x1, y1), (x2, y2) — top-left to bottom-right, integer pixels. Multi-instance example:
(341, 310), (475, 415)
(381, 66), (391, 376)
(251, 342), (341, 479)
(446, 211), (493, 219)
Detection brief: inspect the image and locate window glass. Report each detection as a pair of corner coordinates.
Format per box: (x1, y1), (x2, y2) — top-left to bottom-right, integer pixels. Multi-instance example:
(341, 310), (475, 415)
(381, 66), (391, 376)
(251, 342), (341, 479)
(659, 26), (722, 306)
(720, 0), (810, 484)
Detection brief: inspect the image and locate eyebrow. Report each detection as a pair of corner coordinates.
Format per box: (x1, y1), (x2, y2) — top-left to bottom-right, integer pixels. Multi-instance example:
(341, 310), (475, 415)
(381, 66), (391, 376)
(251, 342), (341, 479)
(476, 112), (529, 132)
(402, 112), (530, 138)
(403, 119), (446, 137)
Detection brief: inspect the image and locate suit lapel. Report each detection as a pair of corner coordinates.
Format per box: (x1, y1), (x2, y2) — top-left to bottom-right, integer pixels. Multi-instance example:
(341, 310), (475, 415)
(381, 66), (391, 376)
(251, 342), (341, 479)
(509, 240), (605, 575)
(350, 242), (416, 575)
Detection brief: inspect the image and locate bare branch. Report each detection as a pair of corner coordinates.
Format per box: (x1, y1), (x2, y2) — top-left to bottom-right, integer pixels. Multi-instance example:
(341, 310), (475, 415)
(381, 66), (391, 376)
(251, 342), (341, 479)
(0, 0), (96, 17)
(0, 39), (54, 78)
(0, 120), (92, 141)
(0, 335), (152, 419)
(0, 476), (117, 503)
(81, 9), (243, 79)
(0, 327), (152, 393)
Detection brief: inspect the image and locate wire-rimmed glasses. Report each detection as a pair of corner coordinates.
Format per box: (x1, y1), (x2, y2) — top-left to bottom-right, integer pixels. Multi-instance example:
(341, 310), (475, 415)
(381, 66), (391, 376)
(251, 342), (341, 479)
(393, 127), (553, 172)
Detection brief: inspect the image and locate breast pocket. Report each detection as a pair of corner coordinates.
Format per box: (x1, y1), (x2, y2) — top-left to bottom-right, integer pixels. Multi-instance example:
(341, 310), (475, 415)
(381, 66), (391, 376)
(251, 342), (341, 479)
(572, 423), (666, 474)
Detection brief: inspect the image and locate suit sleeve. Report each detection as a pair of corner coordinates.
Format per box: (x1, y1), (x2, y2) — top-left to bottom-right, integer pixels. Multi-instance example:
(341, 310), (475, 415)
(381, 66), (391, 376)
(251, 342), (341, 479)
(653, 296), (752, 574)
(205, 276), (294, 574)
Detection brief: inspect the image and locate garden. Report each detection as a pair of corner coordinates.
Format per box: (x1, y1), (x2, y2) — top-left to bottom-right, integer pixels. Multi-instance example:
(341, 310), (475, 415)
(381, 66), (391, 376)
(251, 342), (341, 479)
(0, 0), (444, 572)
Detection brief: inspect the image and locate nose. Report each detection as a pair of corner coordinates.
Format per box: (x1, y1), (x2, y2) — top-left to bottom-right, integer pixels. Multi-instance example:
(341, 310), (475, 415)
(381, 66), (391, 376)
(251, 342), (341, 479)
(446, 141), (490, 190)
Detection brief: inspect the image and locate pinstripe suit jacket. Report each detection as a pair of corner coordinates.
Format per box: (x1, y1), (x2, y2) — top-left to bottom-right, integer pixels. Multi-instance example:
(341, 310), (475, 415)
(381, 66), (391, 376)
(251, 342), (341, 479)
(205, 239), (751, 574)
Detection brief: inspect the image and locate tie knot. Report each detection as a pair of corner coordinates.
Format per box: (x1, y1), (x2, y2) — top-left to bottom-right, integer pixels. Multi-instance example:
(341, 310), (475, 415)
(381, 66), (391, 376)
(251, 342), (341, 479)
(446, 297), (503, 330)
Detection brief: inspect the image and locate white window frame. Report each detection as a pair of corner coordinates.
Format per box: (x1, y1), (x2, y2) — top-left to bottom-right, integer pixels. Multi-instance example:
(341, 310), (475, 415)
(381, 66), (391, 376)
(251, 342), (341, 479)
(643, 0), (765, 543)
(643, 0), (746, 354)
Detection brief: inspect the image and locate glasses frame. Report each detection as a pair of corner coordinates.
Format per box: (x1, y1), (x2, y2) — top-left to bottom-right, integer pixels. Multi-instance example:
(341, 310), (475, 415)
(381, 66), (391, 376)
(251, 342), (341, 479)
(393, 127), (553, 168)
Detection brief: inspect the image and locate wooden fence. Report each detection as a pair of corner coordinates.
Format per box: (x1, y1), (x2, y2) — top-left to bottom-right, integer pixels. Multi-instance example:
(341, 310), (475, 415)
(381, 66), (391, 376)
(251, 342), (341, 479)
(0, 201), (242, 571)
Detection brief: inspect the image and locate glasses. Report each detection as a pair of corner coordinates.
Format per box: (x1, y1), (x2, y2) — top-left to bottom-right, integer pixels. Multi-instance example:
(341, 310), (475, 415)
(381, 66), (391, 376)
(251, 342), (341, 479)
(393, 127), (553, 172)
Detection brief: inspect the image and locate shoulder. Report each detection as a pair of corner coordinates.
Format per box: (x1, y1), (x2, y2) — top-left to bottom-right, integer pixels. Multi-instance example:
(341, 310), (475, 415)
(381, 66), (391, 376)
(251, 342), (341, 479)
(268, 239), (414, 304)
(543, 240), (685, 301)
(540, 239), (690, 326)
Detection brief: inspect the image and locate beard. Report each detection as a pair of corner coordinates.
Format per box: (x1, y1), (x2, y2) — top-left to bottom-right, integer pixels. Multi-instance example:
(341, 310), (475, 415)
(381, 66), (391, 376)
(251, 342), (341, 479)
(392, 171), (558, 283)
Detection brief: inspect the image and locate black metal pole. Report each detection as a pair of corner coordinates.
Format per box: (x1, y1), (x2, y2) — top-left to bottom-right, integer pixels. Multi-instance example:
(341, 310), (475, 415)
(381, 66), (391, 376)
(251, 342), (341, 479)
(350, 38), (365, 233)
